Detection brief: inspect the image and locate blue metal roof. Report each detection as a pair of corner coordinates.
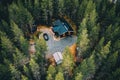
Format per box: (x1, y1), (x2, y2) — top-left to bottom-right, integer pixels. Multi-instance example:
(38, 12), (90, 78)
(52, 20), (73, 36)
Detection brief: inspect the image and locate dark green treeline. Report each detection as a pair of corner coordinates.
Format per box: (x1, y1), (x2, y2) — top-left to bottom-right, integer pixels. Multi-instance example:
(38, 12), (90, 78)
(0, 0), (120, 80)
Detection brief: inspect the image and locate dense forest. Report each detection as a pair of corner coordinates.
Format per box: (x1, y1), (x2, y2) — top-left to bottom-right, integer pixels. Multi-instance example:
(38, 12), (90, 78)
(0, 0), (120, 80)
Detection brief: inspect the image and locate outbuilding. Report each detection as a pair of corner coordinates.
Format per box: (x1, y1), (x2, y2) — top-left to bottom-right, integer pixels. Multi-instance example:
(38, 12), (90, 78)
(53, 52), (63, 64)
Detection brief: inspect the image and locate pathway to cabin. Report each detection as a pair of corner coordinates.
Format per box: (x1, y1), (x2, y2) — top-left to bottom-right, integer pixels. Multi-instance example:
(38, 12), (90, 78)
(37, 26), (77, 54)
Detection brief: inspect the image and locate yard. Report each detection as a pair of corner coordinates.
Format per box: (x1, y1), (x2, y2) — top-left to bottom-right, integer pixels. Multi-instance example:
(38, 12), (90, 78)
(37, 25), (77, 60)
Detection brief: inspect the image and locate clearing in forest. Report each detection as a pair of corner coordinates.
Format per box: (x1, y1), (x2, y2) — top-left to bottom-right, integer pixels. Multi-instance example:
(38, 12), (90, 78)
(37, 25), (77, 60)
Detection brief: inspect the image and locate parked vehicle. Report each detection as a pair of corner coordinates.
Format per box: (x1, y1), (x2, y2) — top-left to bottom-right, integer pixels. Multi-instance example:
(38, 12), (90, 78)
(43, 33), (49, 41)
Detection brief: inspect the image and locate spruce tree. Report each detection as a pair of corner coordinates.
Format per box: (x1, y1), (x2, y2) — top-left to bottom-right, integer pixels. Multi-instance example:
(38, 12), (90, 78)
(111, 68), (120, 80)
(0, 0), (120, 80)
(11, 20), (29, 54)
(41, 0), (53, 24)
(53, 0), (59, 18)
(58, 0), (65, 15)
(75, 72), (83, 80)
(0, 31), (15, 62)
(23, 65), (32, 79)
(21, 75), (29, 80)
(76, 0), (88, 25)
(10, 20), (24, 45)
(10, 64), (21, 80)
(9, 2), (33, 32)
(32, 0), (41, 23)
(77, 18), (90, 57)
(46, 74), (53, 80)
(29, 58), (40, 80)
(76, 54), (95, 80)
(95, 51), (118, 80)
(0, 60), (11, 80)
(0, 20), (12, 37)
(47, 65), (56, 79)
(84, 0), (100, 47)
(55, 72), (64, 80)
(62, 47), (74, 72)
(13, 48), (27, 67)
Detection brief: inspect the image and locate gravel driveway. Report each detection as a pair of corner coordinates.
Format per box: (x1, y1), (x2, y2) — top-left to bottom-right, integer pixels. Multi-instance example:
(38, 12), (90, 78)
(39, 28), (77, 54)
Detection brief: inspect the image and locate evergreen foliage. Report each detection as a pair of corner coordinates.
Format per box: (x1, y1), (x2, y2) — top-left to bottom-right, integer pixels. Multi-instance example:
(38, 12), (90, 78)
(0, 0), (120, 80)
(55, 72), (64, 80)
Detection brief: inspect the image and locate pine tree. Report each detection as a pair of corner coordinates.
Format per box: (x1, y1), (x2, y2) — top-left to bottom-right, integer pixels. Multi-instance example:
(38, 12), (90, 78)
(47, 0), (53, 25)
(84, 0), (96, 17)
(19, 36), (29, 55)
(94, 51), (118, 80)
(104, 24), (120, 42)
(108, 51), (118, 67)
(35, 37), (47, 54)
(0, 59), (11, 80)
(10, 20), (24, 45)
(32, 0), (41, 23)
(62, 47), (74, 72)
(9, 2), (33, 31)
(23, 65), (32, 79)
(100, 41), (111, 59)
(94, 0), (103, 13)
(47, 65), (56, 80)
(21, 75), (28, 80)
(113, 39), (120, 52)
(46, 74), (53, 80)
(10, 64), (21, 80)
(34, 37), (47, 78)
(13, 48), (27, 67)
(95, 37), (105, 51)
(111, 68), (120, 80)
(53, 0), (59, 18)
(84, 0), (100, 47)
(64, 0), (71, 16)
(94, 40), (112, 80)
(76, 0), (88, 25)
(105, 3), (117, 25)
(0, 0), (120, 80)
(70, 0), (79, 20)
(41, 0), (53, 24)
(75, 72), (83, 80)
(95, 40), (111, 68)
(63, 0), (79, 19)
(55, 72), (64, 80)
(40, 0), (48, 24)
(58, 0), (65, 15)
(11, 20), (29, 54)
(76, 54), (96, 80)
(0, 20), (12, 37)
(77, 18), (90, 57)
(0, 31), (15, 62)
(29, 58), (40, 80)
(24, 0), (33, 11)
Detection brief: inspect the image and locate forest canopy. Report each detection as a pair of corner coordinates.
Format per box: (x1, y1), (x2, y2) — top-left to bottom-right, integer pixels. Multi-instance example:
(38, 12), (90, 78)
(0, 0), (120, 80)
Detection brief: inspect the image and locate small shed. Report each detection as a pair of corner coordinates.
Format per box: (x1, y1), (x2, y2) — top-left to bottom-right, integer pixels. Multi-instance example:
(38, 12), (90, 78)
(52, 20), (74, 37)
(53, 52), (63, 64)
